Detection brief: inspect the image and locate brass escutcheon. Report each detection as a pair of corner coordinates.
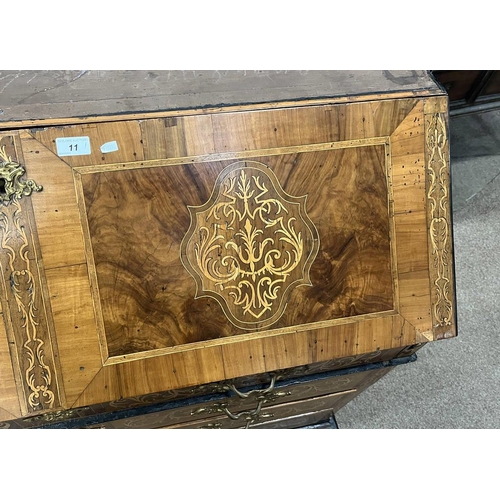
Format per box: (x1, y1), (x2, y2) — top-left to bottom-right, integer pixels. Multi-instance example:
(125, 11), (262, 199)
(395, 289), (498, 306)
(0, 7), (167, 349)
(0, 146), (42, 203)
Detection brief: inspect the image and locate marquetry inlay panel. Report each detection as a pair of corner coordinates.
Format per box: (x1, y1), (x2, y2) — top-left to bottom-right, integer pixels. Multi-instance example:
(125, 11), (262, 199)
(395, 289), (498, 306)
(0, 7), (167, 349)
(425, 112), (455, 337)
(78, 145), (393, 358)
(180, 161), (320, 329)
(0, 135), (60, 413)
(0, 73), (457, 422)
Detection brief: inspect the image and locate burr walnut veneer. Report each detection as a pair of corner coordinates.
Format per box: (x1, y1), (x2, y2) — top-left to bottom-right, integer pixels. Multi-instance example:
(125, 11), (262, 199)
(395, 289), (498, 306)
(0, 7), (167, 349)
(0, 71), (456, 427)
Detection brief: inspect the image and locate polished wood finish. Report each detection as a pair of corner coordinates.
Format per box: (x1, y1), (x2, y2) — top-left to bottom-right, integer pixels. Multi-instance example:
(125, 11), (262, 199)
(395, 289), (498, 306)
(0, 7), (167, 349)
(0, 135), (64, 414)
(77, 145), (392, 355)
(77, 365), (394, 429)
(0, 299), (21, 421)
(85, 364), (394, 429)
(0, 347), (421, 428)
(0, 71), (456, 423)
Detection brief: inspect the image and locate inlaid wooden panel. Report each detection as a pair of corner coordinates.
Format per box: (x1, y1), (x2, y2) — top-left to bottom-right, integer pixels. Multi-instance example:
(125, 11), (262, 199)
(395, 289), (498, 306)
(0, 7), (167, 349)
(306, 321), (358, 366)
(0, 134), (63, 414)
(389, 101), (433, 336)
(0, 138), (23, 419)
(0, 88), (456, 418)
(394, 211), (429, 274)
(220, 338), (267, 377)
(220, 314), (408, 380)
(72, 364), (122, 409)
(114, 346), (226, 399)
(78, 145), (394, 357)
(424, 101), (456, 339)
(390, 101), (426, 217)
(20, 133), (87, 270)
(391, 314), (417, 348)
(209, 100), (417, 152)
(0, 301), (21, 420)
(32, 121), (144, 168)
(141, 115), (216, 159)
(44, 264), (102, 406)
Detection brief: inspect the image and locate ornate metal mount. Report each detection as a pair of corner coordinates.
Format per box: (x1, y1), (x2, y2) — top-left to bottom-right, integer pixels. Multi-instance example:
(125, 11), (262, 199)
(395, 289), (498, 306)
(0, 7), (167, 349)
(192, 374), (291, 428)
(0, 146), (42, 204)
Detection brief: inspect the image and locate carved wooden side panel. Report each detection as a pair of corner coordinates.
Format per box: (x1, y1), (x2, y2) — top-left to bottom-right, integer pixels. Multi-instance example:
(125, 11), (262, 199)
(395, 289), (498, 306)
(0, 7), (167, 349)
(0, 135), (62, 414)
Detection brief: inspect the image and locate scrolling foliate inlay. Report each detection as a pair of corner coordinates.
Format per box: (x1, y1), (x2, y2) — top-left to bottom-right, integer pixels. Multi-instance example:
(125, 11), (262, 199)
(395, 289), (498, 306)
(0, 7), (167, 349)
(426, 113), (454, 330)
(0, 137), (57, 413)
(0, 200), (55, 410)
(181, 161), (320, 329)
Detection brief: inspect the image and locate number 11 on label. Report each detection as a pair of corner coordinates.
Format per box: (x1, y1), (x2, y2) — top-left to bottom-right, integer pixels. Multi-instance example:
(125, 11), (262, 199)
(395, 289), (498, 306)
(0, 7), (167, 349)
(55, 136), (91, 157)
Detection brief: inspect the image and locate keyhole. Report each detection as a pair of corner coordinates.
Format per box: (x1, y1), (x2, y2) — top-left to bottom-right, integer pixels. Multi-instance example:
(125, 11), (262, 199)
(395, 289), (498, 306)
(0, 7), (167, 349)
(0, 178), (6, 195)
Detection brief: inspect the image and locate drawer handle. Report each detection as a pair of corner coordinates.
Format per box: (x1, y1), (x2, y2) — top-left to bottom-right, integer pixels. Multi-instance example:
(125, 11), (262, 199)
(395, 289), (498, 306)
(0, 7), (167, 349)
(224, 374), (278, 399)
(204, 400), (275, 429)
(0, 146), (42, 203)
(192, 375), (289, 428)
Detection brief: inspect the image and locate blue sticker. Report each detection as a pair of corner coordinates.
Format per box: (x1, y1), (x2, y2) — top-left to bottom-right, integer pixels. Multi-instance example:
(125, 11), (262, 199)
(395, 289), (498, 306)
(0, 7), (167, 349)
(100, 140), (119, 153)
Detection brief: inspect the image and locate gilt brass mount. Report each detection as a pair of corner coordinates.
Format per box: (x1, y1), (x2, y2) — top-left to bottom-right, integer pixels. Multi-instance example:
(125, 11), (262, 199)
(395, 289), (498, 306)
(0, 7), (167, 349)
(192, 374), (291, 428)
(0, 146), (42, 203)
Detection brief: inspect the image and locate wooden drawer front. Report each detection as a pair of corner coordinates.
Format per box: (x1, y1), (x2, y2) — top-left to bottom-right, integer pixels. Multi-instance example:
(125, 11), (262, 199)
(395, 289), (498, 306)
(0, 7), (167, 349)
(87, 366), (392, 429)
(183, 366), (390, 429)
(168, 390), (356, 429)
(254, 408), (337, 429)
(86, 369), (362, 429)
(169, 407), (342, 429)
(166, 411), (342, 429)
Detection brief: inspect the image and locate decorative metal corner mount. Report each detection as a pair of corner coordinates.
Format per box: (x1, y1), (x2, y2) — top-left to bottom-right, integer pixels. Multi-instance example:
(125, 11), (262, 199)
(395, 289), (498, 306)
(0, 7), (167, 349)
(0, 145), (42, 203)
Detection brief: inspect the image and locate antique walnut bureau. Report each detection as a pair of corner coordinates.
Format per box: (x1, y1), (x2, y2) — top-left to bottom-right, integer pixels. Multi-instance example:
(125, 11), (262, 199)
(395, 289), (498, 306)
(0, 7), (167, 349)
(0, 70), (456, 429)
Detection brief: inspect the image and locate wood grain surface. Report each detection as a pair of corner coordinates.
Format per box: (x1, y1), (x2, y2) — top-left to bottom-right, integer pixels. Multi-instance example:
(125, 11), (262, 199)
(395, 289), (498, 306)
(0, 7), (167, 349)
(0, 298), (21, 420)
(0, 134), (63, 414)
(2, 347), (418, 427)
(0, 89), (456, 417)
(85, 364), (393, 429)
(80, 145), (393, 356)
